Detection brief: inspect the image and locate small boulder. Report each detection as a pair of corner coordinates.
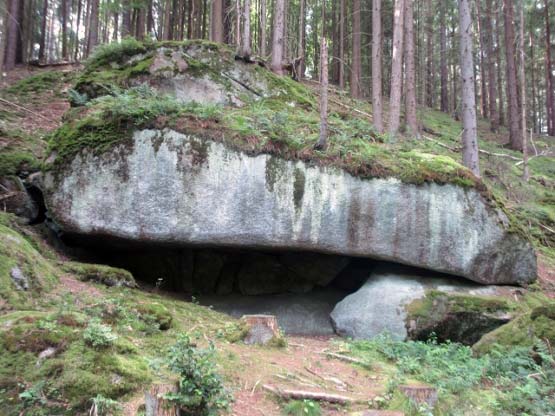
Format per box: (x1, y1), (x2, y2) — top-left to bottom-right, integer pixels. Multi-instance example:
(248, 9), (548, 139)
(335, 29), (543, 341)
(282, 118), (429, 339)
(61, 261), (137, 288)
(10, 266), (29, 291)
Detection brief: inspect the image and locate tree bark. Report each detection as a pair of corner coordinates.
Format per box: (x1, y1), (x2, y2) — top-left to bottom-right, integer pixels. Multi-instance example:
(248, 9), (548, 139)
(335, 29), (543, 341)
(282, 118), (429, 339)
(503, 0), (522, 150)
(317, 36), (329, 149)
(38, 0), (48, 63)
(86, 0), (99, 56)
(545, 0), (555, 135)
(61, 0), (68, 59)
(388, 0), (405, 137)
(338, 0), (345, 89)
(350, 0), (361, 98)
(485, 0), (499, 131)
(239, 0), (251, 58)
(210, 0), (224, 42)
(73, 0), (82, 59)
(425, 0), (433, 107)
(496, 2), (505, 126)
(459, 0), (480, 176)
(259, 0), (266, 55)
(475, 0), (488, 118)
(122, 0), (132, 37)
(270, 0), (285, 74)
(372, 0), (383, 133)
(520, 2), (528, 180)
(439, 0), (449, 113)
(4, 0), (21, 69)
(405, 0), (418, 136)
(297, 0), (305, 79)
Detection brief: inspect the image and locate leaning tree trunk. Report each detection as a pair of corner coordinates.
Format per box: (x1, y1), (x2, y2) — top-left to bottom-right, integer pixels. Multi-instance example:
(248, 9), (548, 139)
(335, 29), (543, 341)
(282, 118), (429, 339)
(404, 0), (418, 137)
(388, 0), (405, 137)
(372, 0), (384, 133)
(503, 0), (522, 150)
(459, 0), (480, 176)
(350, 0), (361, 98)
(270, 0), (285, 74)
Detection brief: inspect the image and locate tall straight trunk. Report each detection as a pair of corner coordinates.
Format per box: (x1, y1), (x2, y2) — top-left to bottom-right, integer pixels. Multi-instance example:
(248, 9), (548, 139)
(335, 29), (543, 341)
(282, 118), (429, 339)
(210, 0), (224, 42)
(530, 32), (537, 133)
(316, 37), (329, 149)
(425, 0), (433, 107)
(545, 0), (555, 135)
(350, 0), (361, 98)
(496, 3), (504, 126)
(234, 0), (240, 47)
(136, 7), (146, 39)
(74, 0), (82, 59)
(485, 0), (499, 131)
(459, 0), (480, 176)
(122, 0), (132, 37)
(475, 0), (488, 118)
(147, 0), (154, 35)
(163, 0), (172, 39)
(439, 0), (449, 112)
(389, 0), (405, 137)
(520, 1), (528, 180)
(270, 0), (285, 74)
(61, 0), (68, 59)
(405, 0), (418, 136)
(4, 0), (21, 69)
(338, 0), (345, 89)
(239, 0), (251, 57)
(259, 0), (266, 55)
(297, 0), (305, 78)
(38, 0), (48, 63)
(372, 0), (383, 133)
(86, 0), (99, 56)
(503, 0), (522, 150)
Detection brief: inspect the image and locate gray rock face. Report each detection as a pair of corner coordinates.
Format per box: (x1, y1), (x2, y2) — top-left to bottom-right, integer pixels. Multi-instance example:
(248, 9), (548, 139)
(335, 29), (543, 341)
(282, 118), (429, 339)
(330, 267), (514, 341)
(10, 266), (29, 291)
(44, 129), (536, 285)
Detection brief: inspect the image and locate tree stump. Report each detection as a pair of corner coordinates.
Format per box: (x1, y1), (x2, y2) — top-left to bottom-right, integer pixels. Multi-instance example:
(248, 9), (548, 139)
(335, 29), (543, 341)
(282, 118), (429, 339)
(242, 314), (281, 345)
(399, 385), (438, 408)
(144, 383), (179, 416)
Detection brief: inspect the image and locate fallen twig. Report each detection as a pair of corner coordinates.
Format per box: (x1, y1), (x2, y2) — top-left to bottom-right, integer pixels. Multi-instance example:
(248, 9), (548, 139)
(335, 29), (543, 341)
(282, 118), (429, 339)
(262, 384), (354, 404)
(422, 135), (523, 161)
(319, 351), (372, 369)
(0, 96), (57, 123)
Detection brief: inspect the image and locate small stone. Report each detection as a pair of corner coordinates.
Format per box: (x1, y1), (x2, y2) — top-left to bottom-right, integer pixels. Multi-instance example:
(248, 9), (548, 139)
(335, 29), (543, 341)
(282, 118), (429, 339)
(10, 266), (29, 291)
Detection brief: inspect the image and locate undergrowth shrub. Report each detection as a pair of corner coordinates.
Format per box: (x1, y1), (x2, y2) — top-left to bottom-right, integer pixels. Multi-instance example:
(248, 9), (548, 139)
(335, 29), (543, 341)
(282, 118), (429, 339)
(282, 399), (321, 416)
(83, 318), (117, 349)
(163, 334), (232, 416)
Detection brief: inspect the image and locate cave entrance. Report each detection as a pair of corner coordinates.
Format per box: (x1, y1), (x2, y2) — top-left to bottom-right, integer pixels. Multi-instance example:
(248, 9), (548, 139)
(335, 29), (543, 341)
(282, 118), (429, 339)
(68, 240), (379, 336)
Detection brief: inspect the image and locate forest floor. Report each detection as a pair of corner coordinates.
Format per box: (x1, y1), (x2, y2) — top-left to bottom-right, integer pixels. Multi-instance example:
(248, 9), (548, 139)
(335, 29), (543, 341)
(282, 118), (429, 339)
(1, 64), (555, 416)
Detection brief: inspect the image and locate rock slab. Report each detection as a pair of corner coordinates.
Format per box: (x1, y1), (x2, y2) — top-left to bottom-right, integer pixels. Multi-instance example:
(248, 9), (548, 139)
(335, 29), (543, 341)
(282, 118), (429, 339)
(44, 129), (537, 285)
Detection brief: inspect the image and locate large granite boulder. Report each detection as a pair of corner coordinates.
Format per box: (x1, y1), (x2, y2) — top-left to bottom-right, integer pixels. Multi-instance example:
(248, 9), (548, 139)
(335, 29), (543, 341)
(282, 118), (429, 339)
(44, 129), (536, 286)
(330, 266), (516, 341)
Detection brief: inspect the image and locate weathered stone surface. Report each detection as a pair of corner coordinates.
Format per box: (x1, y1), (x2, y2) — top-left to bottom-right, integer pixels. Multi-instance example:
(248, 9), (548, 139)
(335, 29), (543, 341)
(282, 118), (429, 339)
(10, 266), (29, 291)
(0, 177), (38, 223)
(44, 129), (536, 285)
(330, 266), (516, 340)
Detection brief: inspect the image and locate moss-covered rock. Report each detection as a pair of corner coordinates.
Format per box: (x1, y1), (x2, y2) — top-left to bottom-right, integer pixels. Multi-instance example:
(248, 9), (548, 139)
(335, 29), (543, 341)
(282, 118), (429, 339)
(473, 303), (555, 354)
(405, 290), (514, 345)
(136, 302), (173, 330)
(61, 261), (137, 288)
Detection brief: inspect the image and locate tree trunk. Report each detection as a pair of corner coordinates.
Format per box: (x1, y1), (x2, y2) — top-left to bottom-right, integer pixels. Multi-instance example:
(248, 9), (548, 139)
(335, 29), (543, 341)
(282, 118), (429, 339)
(425, 0), (433, 107)
(485, 0), (499, 131)
(136, 7), (146, 39)
(122, 0), (132, 37)
(338, 0), (345, 89)
(439, 0), (449, 113)
(520, 2), (528, 180)
(61, 0), (68, 59)
(317, 37), (329, 149)
(475, 0), (488, 118)
(297, 0), (305, 79)
(405, 0), (418, 136)
(239, 0), (251, 58)
(270, 0), (285, 74)
(388, 0), (405, 137)
(503, 0), (522, 150)
(459, 0), (480, 176)
(496, 2), (505, 126)
(38, 0), (48, 63)
(545, 0), (555, 135)
(4, 0), (21, 70)
(210, 0), (224, 42)
(372, 0), (383, 133)
(259, 0), (266, 55)
(234, 0), (240, 47)
(530, 32), (537, 133)
(350, 0), (361, 98)
(86, 0), (99, 56)
(74, 0), (82, 59)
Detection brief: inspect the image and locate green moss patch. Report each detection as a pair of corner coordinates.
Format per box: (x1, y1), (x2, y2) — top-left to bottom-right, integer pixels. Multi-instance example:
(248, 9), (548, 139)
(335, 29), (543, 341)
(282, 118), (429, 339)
(61, 261), (136, 288)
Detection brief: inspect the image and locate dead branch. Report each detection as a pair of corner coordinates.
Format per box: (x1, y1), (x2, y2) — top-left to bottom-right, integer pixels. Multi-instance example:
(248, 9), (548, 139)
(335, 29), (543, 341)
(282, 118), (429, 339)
(0, 97), (57, 123)
(262, 384), (354, 404)
(304, 367), (349, 390)
(422, 135), (522, 161)
(319, 351), (372, 369)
